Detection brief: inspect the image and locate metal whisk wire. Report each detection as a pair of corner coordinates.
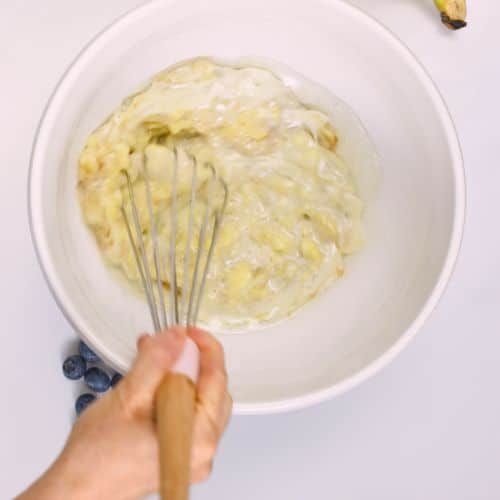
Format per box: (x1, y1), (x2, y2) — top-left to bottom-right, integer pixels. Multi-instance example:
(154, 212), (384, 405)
(120, 150), (228, 332)
(121, 170), (162, 332)
(191, 166), (228, 324)
(144, 165), (168, 330)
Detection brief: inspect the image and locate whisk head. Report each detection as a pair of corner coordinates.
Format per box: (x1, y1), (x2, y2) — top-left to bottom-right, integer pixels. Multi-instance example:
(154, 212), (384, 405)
(120, 150), (228, 332)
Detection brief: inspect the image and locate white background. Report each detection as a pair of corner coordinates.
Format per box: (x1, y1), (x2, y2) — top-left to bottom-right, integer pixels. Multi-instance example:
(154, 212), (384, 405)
(1, 1), (499, 498)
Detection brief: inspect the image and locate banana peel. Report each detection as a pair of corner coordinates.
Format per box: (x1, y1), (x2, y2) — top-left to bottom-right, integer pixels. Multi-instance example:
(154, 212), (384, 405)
(434, 0), (467, 30)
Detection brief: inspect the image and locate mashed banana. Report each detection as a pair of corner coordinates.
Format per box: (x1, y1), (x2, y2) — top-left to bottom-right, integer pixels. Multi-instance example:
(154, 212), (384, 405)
(78, 58), (364, 330)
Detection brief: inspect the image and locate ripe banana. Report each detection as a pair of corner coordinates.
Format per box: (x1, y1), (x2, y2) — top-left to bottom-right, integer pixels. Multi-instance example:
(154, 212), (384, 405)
(434, 0), (467, 30)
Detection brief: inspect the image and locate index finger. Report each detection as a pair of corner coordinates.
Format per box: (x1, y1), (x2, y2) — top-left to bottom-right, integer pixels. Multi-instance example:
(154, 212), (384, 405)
(188, 328), (231, 430)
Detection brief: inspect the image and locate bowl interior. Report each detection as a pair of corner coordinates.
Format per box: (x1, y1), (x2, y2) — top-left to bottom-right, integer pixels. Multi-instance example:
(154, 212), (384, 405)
(30, 0), (463, 414)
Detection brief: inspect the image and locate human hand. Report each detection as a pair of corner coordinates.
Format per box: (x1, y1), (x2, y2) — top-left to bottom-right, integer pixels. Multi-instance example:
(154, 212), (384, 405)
(19, 327), (232, 500)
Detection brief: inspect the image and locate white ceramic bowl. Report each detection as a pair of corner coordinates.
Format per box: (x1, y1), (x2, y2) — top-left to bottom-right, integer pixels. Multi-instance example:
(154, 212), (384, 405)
(29, 0), (464, 414)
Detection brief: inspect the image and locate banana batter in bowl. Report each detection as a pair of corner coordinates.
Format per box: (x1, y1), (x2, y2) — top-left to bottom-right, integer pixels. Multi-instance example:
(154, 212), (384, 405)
(78, 58), (364, 330)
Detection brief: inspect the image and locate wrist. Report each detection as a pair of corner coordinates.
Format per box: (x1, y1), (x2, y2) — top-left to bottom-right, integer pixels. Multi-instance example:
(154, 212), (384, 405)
(18, 452), (99, 500)
(50, 445), (151, 500)
(50, 451), (98, 500)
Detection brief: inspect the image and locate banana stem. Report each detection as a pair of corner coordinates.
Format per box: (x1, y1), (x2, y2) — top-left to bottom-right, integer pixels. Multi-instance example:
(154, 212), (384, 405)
(434, 0), (467, 30)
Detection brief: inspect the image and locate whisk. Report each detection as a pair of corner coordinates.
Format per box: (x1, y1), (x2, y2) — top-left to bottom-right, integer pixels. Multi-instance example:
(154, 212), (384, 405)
(120, 150), (228, 500)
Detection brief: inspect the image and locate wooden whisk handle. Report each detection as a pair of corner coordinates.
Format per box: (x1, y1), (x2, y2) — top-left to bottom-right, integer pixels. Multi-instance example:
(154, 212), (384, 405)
(155, 338), (199, 500)
(156, 373), (196, 500)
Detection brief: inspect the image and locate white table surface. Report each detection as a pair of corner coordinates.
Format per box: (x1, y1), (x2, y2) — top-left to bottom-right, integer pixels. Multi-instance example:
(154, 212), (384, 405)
(1, 1), (499, 498)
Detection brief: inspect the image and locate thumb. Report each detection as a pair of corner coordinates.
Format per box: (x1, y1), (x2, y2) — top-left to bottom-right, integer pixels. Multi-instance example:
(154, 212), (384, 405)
(117, 326), (186, 416)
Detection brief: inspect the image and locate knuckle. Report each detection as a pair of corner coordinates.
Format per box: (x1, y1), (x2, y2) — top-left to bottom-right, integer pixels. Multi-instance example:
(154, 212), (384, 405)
(201, 434), (218, 461)
(225, 392), (233, 414)
(215, 367), (229, 387)
(194, 432), (218, 465)
(204, 333), (224, 357)
(192, 462), (213, 484)
(212, 337), (224, 354)
(205, 433), (218, 456)
(209, 365), (229, 386)
(202, 365), (223, 389)
(114, 380), (137, 418)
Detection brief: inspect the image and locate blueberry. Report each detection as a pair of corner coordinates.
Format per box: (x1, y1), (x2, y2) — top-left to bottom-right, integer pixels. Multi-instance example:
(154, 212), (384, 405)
(79, 340), (100, 363)
(84, 367), (111, 392)
(75, 393), (96, 415)
(110, 372), (123, 387)
(62, 355), (87, 380)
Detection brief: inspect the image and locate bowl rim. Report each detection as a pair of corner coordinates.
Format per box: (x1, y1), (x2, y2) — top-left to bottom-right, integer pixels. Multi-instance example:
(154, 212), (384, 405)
(28, 0), (466, 415)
